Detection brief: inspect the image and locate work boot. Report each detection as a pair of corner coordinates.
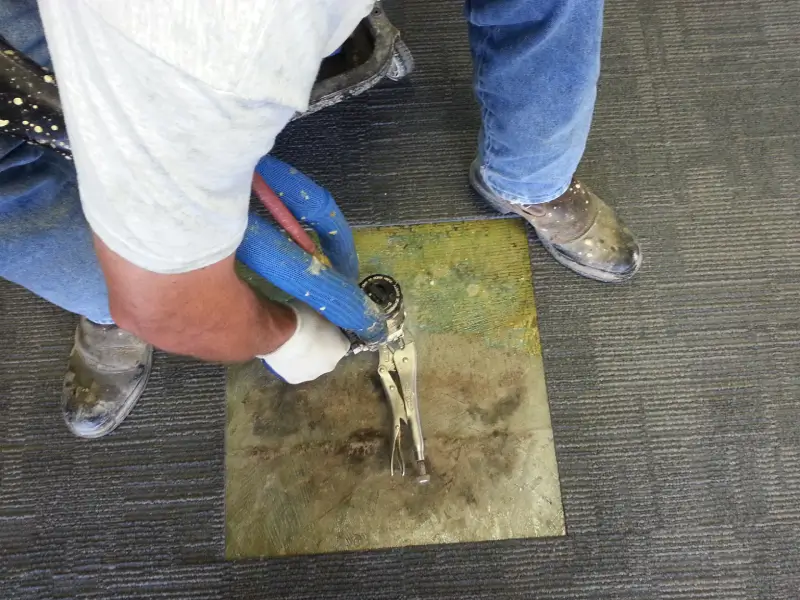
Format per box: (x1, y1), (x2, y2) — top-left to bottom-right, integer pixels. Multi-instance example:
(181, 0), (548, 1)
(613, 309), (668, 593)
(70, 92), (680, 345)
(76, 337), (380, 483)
(471, 161), (642, 283)
(62, 317), (153, 439)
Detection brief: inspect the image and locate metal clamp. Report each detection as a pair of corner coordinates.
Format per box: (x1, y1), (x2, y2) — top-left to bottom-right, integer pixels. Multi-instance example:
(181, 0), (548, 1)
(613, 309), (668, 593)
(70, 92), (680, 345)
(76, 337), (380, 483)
(359, 275), (429, 484)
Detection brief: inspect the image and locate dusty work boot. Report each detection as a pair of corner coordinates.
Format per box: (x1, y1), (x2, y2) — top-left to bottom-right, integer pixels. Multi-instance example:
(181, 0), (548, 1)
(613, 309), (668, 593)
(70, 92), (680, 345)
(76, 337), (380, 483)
(470, 161), (642, 283)
(62, 317), (153, 439)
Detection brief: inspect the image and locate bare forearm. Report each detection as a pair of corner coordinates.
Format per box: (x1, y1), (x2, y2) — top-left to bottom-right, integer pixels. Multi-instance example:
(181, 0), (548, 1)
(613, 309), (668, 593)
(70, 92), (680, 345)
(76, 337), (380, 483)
(123, 277), (296, 362)
(94, 235), (296, 362)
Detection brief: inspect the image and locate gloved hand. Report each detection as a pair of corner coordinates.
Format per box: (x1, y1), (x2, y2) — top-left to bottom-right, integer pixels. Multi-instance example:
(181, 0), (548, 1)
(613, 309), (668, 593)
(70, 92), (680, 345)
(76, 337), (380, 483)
(258, 300), (351, 384)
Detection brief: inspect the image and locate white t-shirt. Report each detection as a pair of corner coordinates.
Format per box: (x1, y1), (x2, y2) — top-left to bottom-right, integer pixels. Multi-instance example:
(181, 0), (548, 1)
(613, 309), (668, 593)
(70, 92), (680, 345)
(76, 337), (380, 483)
(37, 0), (372, 273)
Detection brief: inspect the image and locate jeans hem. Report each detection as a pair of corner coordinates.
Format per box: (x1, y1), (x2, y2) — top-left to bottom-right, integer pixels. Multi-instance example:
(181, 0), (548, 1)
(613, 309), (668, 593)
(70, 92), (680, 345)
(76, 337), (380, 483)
(87, 317), (116, 326)
(481, 167), (572, 206)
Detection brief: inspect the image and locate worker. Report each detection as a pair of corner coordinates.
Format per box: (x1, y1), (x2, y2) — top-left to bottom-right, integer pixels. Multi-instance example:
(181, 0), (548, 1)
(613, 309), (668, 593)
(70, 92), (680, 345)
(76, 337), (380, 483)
(0, 0), (640, 438)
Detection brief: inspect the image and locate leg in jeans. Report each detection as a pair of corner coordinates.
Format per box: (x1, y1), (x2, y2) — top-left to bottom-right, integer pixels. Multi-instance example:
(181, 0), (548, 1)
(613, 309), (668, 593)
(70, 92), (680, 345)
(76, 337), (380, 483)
(466, 0), (642, 282)
(1, 0), (151, 439)
(0, 140), (113, 324)
(0, 0), (112, 323)
(466, 0), (602, 204)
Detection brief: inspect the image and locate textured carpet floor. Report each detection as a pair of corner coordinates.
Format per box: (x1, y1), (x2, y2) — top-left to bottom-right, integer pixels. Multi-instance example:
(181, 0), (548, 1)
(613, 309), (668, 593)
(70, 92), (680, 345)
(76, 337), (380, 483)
(2, 0), (800, 598)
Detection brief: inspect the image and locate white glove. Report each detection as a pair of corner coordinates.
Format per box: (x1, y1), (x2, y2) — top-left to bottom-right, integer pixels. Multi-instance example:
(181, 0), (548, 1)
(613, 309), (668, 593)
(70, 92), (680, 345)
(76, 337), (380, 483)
(258, 300), (351, 384)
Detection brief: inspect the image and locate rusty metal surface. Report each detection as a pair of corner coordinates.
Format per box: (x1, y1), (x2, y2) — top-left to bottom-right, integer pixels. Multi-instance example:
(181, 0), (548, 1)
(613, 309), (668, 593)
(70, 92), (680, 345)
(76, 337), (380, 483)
(226, 220), (564, 558)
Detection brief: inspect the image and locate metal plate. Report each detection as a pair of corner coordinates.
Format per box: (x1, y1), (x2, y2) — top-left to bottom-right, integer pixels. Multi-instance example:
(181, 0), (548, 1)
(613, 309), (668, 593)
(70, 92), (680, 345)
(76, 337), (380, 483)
(226, 219), (564, 557)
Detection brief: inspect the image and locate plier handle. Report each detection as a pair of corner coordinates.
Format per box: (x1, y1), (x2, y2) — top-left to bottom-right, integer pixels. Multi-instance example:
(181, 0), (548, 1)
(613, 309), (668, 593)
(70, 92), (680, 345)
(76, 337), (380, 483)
(377, 333), (429, 484)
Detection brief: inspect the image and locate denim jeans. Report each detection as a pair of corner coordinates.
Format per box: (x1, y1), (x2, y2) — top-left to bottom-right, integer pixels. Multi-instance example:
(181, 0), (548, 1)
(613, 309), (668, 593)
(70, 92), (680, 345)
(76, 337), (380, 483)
(467, 0), (603, 204)
(0, 0), (114, 323)
(0, 0), (602, 323)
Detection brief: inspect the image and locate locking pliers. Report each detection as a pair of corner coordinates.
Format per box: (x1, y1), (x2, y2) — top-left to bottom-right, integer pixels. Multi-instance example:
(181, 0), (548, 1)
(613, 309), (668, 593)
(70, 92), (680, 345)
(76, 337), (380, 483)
(355, 275), (429, 484)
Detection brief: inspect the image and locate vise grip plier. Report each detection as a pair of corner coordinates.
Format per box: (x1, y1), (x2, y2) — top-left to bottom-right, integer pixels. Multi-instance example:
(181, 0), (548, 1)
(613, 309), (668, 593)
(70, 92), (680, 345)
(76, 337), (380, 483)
(353, 275), (429, 484)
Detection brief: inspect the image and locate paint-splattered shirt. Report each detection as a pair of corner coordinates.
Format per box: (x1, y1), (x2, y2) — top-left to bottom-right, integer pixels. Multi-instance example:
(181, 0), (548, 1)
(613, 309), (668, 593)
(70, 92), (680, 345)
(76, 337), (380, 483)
(37, 0), (372, 273)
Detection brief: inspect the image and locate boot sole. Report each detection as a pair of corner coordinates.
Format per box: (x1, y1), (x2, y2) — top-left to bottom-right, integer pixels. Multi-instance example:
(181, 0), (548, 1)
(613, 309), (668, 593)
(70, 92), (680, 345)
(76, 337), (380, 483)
(539, 236), (642, 284)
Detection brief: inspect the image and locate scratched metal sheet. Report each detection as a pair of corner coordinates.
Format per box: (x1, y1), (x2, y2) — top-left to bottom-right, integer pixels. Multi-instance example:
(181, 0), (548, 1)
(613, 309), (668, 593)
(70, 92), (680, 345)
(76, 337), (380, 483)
(225, 220), (564, 557)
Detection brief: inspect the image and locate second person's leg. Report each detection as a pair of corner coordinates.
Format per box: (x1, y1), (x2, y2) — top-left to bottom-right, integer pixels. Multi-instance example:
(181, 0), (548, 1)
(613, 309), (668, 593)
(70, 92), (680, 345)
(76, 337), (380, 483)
(466, 0), (642, 282)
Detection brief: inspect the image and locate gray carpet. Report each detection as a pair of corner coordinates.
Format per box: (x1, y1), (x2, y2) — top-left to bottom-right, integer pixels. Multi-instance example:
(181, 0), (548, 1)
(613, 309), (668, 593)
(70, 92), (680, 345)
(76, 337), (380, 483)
(3, 0), (800, 597)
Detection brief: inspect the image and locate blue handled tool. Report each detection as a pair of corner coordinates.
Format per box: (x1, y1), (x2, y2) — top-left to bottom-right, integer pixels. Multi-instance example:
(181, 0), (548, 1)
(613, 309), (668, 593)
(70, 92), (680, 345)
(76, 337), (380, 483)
(238, 155), (388, 345)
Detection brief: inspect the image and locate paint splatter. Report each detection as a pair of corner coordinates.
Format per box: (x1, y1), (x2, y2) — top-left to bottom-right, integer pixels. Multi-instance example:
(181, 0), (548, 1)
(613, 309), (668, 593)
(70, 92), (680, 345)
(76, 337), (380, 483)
(307, 257), (324, 276)
(12, 97), (23, 105)
(43, 74), (54, 83)
(0, 120), (8, 127)
(51, 125), (59, 131)
(34, 125), (43, 133)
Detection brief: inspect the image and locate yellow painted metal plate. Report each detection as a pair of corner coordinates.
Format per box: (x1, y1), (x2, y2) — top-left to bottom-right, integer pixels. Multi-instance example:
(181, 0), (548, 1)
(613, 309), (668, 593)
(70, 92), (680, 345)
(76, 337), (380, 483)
(226, 219), (564, 558)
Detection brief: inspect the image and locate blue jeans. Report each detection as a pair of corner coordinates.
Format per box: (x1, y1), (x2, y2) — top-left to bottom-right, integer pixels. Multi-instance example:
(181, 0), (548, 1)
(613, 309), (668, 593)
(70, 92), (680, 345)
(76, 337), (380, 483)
(0, 0), (113, 323)
(468, 0), (603, 204)
(0, 0), (602, 323)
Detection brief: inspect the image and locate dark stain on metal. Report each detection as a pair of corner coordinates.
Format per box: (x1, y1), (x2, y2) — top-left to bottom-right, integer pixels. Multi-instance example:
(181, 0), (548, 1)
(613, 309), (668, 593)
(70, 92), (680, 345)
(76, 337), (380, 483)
(467, 387), (525, 426)
(336, 428), (386, 465)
